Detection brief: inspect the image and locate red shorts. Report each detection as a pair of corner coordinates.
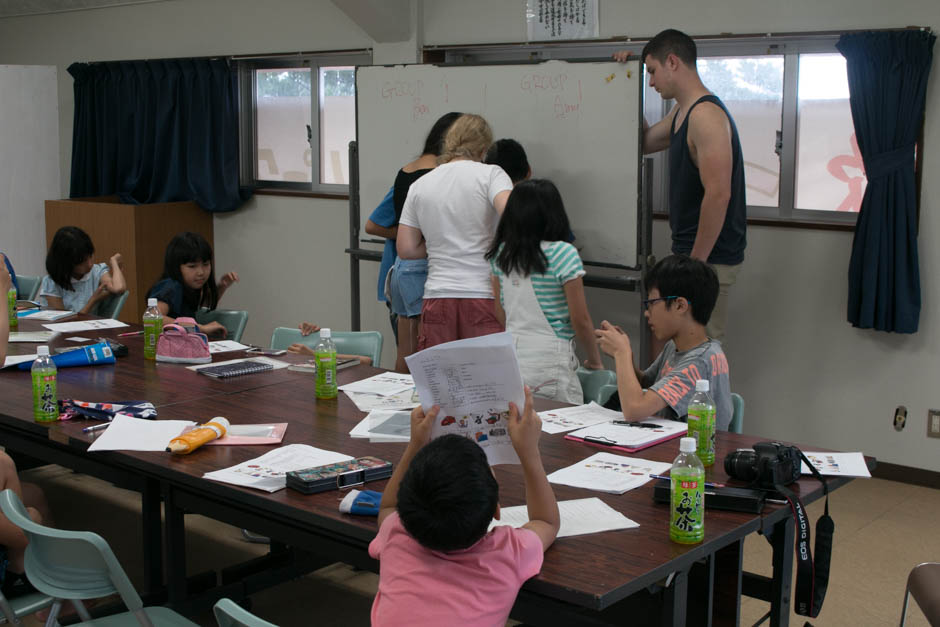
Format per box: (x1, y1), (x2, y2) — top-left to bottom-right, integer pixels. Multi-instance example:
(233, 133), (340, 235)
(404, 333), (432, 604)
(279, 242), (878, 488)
(417, 298), (504, 350)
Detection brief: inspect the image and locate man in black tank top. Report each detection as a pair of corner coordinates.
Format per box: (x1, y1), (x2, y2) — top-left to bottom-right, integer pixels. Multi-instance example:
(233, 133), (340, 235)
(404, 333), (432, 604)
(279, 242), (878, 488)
(615, 30), (746, 342)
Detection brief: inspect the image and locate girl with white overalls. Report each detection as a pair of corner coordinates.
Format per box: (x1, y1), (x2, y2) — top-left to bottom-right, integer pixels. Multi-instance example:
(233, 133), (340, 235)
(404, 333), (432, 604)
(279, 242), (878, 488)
(486, 179), (604, 404)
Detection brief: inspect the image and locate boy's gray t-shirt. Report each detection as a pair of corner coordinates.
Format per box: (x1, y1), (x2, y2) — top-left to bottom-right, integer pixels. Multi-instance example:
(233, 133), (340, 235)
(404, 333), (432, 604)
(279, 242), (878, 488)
(643, 339), (732, 431)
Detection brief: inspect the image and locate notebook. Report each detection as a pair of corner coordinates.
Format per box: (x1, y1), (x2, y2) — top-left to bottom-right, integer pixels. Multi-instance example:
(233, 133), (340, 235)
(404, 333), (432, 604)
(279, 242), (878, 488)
(196, 359), (275, 379)
(565, 418), (687, 453)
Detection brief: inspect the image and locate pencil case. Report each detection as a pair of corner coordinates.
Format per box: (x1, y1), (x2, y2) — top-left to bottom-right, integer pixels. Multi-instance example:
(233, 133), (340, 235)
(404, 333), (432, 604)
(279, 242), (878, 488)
(286, 456), (393, 494)
(652, 479), (766, 513)
(17, 342), (115, 370)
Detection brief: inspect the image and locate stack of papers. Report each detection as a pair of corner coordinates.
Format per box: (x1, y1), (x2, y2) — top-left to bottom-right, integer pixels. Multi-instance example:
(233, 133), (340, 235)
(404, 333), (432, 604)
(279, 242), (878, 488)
(208, 340), (251, 354)
(43, 319), (128, 332)
(340, 373), (419, 412)
(538, 402), (623, 434)
(566, 418), (687, 453)
(489, 497), (638, 538)
(86, 414), (195, 452)
(345, 388), (420, 412)
(547, 452), (672, 494)
(203, 444), (353, 492)
(349, 410), (411, 442)
(187, 356), (290, 372)
(801, 452), (871, 477)
(18, 310), (73, 321)
(8, 331), (57, 343)
(2, 354), (38, 369)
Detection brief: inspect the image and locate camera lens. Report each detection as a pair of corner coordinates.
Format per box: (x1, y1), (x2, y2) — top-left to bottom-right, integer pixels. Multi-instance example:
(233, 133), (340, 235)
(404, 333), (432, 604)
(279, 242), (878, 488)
(724, 449), (759, 481)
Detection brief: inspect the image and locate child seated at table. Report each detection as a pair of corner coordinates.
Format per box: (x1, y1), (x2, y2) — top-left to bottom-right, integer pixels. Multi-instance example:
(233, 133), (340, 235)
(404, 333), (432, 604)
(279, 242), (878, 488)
(369, 387), (559, 627)
(39, 226), (126, 314)
(0, 451), (52, 599)
(596, 254), (732, 430)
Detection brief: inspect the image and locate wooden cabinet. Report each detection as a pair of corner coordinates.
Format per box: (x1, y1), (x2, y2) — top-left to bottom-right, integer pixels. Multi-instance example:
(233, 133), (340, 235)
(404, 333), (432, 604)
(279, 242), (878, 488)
(44, 197), (213, 324)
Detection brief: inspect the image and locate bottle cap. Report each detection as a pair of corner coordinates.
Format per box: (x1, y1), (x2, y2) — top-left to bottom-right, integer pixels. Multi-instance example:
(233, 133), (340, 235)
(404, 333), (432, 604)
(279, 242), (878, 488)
(679, 436), (696, 453)
(37, 345), (50, 357)
(321, 328), (331, 338)
(147, 298), (157, 307)
(695, 379), (709, 392)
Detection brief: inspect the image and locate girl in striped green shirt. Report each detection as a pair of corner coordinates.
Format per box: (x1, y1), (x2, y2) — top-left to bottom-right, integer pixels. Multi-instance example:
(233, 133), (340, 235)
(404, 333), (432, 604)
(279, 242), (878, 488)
(487, 180), (603, 404)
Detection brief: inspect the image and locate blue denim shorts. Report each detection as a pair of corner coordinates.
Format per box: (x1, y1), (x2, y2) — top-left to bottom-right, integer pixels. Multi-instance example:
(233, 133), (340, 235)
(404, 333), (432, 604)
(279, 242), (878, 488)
(389, 258), (428, 318)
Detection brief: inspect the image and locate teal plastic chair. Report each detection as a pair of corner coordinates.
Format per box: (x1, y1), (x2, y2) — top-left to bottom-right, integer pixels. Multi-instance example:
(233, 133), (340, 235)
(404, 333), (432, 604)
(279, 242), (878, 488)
(576, 367), (618, 406)
(213, 598), (280, 627)
(15, 275), (41, 301)
(729, 392), (744, 434)
(95, 291), (129, 319)
(270, 327), (383, 366)
(0, 489), (198, 627)
(197, 309), (249, 343)
(0, 588), (54, 625)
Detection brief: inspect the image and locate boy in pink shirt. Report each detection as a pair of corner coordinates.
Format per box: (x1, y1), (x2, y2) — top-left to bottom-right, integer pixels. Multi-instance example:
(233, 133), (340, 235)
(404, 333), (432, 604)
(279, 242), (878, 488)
(369, 387), (560, 627)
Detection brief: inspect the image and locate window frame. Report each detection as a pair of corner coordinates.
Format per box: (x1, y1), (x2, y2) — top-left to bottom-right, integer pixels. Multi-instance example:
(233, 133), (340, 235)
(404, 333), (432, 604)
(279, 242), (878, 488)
(236, 50), (371, 194)
(429, 31), (922, 227)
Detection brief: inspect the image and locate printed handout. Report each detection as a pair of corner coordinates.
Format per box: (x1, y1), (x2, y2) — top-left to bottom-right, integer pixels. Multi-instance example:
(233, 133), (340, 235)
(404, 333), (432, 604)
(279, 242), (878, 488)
(547, 452), (672, 494)
(208, 340), (251, 354)
(800, 452), (871, 478)
(406, 332), (524, 465)
(43, 319), (128, 333)
(203, 444), (353, 492)
(339, 373), (415, 397)
(345, 388), (420, 412)
(538, 402), (623, 434)
(489, 497), (639, 538)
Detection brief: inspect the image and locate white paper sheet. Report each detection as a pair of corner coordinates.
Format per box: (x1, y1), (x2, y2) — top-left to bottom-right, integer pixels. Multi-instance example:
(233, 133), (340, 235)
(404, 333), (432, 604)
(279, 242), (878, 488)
(345, 388), (420, 412)
(405, 332), (524, 466)
(86, 414), (195, 452)
(567, 418), (687, 449)
(43, 318), (128, 332)
(489, 497), (638, 538)
(547, 452), (673, 494)
(338, 373), (414, 397)
(208, 340), (251, 354)
(66, 336), (93, 342)
(2, 354), (37, 368)
(18, 310), (73, 321)
(8, 331), (57, 343)
(538, 402), (623, 434)
(800, 452), (871, 478)
(187, 356), (290, 372)
(349, 410), (411, 442)
(203, 443), (353, 492)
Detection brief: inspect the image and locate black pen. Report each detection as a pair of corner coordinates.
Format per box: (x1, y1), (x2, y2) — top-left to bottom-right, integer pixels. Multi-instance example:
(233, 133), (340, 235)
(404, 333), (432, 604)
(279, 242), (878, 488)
(611, 421), (660, 429)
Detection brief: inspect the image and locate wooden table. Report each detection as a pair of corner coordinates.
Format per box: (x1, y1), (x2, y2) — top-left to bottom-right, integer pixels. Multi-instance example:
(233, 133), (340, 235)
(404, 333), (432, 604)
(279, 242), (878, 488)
(1, 315), (859, 626)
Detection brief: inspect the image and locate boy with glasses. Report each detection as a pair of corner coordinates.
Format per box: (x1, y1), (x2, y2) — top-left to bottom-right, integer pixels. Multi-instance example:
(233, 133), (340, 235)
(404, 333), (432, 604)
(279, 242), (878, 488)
(596, 254), (732, 430)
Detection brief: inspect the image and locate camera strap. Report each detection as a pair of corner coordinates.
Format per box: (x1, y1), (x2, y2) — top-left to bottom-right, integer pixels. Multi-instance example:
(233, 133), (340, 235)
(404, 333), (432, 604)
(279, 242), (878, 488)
(773, 452), (834, 619)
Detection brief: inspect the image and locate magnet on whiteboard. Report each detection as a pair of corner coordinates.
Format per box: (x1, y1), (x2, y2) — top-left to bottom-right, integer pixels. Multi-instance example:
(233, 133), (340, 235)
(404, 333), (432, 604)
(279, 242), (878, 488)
(626, 70), (633, 78)
(605, 73), (616, 83)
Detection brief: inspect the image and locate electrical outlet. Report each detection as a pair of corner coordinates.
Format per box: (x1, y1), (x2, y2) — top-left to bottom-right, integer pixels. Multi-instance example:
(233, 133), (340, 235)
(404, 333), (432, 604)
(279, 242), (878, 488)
(929, 410), (940, 439)
(894, 406), (907, 431)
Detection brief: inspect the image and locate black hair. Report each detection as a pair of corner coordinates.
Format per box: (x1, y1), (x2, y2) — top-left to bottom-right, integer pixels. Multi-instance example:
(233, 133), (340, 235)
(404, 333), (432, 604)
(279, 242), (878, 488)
(155, 232), (218, 312)
(642, 29), (697, 68)
(484, 138), (530, 183)
(45, 226), (96, 292)
(397, 434), (499, 552)
(486, 179), (572, 277)
(421, 112), (463, 156)
(644, 254), (718, 326)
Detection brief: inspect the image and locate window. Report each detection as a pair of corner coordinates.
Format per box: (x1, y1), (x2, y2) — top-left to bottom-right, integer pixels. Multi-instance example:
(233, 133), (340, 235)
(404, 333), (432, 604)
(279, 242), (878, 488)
(238, 52), (370, 193)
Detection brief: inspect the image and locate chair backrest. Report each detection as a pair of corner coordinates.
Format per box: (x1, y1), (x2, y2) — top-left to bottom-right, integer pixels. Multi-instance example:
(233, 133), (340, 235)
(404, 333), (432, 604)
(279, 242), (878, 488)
(576, 367), (618, 405)
(196, 309), (249, 343)
(270, 328), (383, 365)
(95, 291), (129, 319)
(15, 275), (41, 301)
(729, 392), (744, 434)
(214, 598), (280, 627)
(0, 490), (143, 610)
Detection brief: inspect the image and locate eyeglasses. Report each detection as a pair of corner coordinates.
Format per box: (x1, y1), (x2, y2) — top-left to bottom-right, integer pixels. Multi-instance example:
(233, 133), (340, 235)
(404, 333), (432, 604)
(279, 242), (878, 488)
(641, 295), (679, 310)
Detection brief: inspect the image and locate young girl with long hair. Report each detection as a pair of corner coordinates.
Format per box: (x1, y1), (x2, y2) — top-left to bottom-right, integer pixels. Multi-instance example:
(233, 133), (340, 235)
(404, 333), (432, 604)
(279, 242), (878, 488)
(147, 232), (237, 337)
(39, 226), (126, 314)
(487, 179), (603, 404)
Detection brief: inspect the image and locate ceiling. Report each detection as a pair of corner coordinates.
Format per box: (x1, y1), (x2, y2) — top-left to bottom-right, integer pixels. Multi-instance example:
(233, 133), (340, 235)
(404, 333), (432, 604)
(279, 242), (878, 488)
(0, 0), (170, 18)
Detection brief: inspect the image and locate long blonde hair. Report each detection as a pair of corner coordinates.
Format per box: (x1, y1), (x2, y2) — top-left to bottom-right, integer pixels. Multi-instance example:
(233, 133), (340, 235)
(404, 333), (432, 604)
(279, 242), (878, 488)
(438, 114), (493, 164)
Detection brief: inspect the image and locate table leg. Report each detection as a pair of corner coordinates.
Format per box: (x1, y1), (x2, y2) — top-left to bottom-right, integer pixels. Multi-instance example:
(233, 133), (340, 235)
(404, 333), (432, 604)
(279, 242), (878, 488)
(163, 484), (188, 605)
(141, 479), (163, 595)
(713, 540), (743, 627)
(768, 515), (794, 627)
(662, 568), (689, 627)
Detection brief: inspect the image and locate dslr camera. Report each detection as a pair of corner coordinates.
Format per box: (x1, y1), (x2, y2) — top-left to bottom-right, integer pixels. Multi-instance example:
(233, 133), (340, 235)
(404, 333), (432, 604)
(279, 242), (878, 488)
(724, 441), (801, 489)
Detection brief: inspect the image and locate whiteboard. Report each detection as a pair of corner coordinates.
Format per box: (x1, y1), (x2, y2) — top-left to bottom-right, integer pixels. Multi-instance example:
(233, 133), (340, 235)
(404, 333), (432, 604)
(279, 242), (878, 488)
(356, 60), (642, 267)
(0, 65), (60, 277)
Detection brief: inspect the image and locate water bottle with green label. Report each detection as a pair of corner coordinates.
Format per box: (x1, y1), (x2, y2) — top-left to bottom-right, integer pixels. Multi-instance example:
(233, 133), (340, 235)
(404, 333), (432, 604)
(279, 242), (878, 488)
(686, 379), (716, 467)
(142, 298), (163, 360)
(315, 328), (338, 400)
(7, 287), (16, 330)
(670, 436), (705, 544)
(31, 346), (58, 423)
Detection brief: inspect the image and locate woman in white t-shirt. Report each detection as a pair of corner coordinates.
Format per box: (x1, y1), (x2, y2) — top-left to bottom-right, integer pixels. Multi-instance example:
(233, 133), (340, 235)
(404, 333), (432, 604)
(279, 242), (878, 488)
(397, 114), (512, 350)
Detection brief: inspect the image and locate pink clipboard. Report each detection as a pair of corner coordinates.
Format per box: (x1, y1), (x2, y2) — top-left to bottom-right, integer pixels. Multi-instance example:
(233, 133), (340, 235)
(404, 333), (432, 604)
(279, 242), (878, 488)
(180, 423), (288, 445)
(564, 428), (685, 453)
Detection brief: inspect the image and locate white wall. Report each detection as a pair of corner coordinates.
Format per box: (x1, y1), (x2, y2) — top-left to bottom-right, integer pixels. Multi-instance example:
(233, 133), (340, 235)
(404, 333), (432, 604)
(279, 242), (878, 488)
(1, 0), (939, 471)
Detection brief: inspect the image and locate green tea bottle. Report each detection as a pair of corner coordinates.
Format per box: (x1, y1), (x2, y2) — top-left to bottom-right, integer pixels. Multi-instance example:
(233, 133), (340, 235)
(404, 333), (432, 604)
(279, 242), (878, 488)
(686, 379), (716, 466)
(315, 328), (338, 400)
(142, 298), (163, 360)
(670, 436), (705, 544)
(31, 346), (58, 423)
(7, 287), (16, 330)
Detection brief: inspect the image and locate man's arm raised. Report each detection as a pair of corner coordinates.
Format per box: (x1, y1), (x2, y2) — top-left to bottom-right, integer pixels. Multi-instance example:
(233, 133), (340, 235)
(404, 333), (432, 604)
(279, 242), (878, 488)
(688, 103), (733, 262)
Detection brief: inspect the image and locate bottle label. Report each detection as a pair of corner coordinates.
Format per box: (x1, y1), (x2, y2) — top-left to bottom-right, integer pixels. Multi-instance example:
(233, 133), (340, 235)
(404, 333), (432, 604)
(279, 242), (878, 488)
(32, 370), (58, 422)
(7, 289), (16, 329)
(687, 405), (716, 466)
(671, 470), (705, 543)
(315, 350), (338, 399)
(143, 317), (162, 360)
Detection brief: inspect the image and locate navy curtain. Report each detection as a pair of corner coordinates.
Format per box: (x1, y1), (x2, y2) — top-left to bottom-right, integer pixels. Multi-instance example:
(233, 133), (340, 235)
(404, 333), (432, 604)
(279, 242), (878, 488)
(837, 30), (935, 333)
(68, 58), (250, 213)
